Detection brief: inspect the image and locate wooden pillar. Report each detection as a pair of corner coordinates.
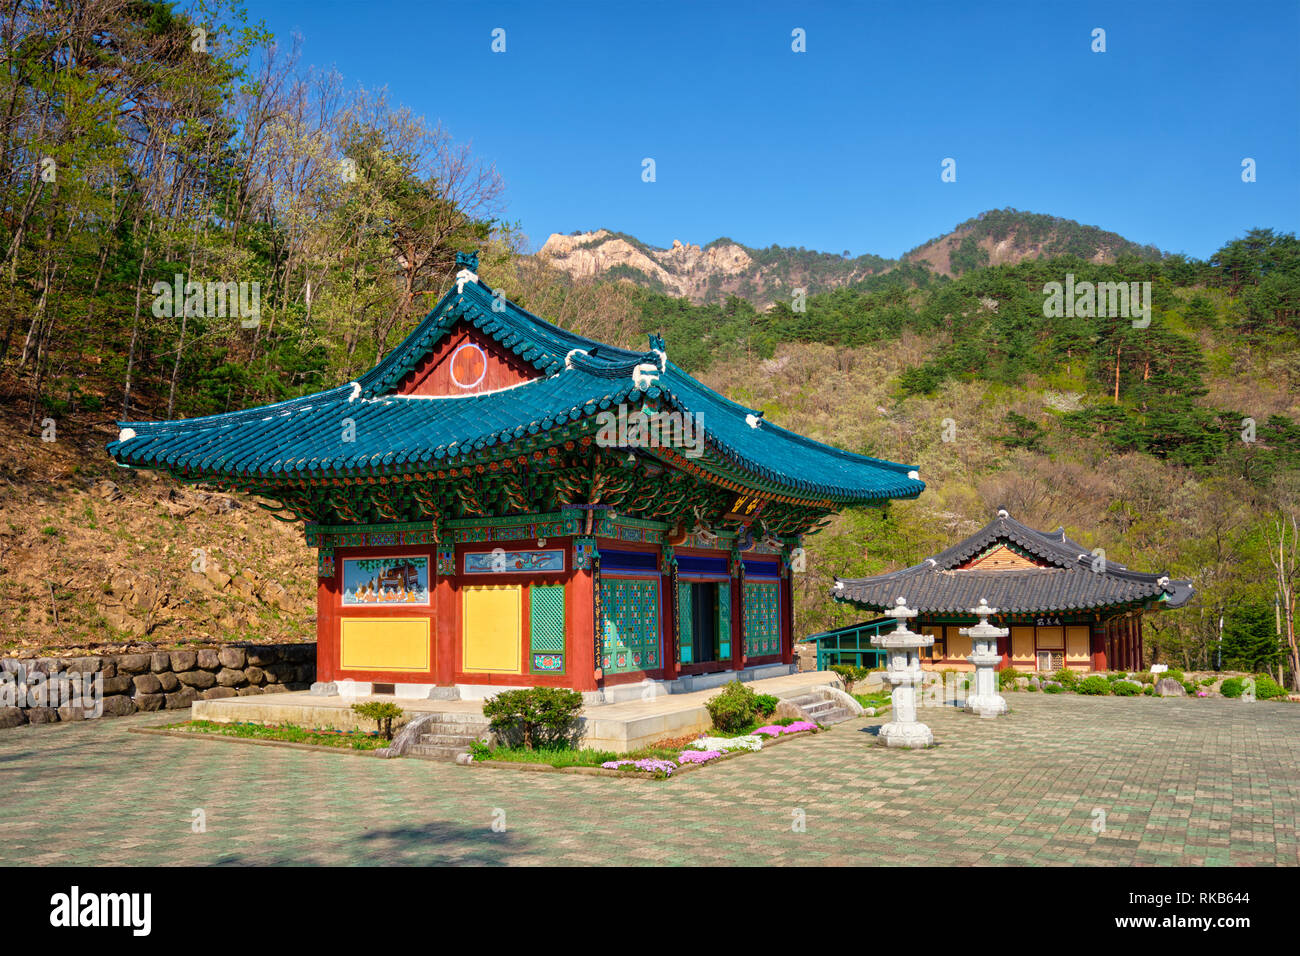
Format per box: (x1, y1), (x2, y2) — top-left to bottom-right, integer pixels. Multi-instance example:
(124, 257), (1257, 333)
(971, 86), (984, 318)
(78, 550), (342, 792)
(1135, 613), (1145, 670)
(316, 571), (337, 682)
(568, 566), (598, 692)
(1090, 621), (1107, 672)
(780, 574), (795, 667)
(434, 573), (455, 686)
(661, 561), (678, 681)
(731, 571), (744, 672)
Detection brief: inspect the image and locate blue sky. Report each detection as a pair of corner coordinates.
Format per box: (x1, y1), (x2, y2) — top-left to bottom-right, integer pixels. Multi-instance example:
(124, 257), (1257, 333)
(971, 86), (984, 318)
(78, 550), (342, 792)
(254, 0), (1299, 260)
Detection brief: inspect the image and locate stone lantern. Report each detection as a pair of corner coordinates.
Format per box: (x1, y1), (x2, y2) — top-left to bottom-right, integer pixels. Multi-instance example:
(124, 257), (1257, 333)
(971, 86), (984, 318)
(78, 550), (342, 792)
(870, 597), (934, 748)
(960, 598), (1008, 718)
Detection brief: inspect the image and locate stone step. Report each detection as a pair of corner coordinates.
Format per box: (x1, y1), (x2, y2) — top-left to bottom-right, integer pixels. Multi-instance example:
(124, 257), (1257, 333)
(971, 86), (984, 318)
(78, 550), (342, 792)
(418, 732), (483, 747)
(407, 743), (472, 759)
(417, 721), (489, 737)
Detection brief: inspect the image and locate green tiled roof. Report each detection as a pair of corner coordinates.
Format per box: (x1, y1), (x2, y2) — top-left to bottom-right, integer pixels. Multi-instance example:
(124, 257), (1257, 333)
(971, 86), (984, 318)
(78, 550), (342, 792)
(107, 267), (924, 504)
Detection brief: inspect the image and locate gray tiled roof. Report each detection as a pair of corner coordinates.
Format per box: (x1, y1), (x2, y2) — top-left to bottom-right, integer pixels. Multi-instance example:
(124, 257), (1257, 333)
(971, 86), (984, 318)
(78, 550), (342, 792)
(832, 512), (1194, 614)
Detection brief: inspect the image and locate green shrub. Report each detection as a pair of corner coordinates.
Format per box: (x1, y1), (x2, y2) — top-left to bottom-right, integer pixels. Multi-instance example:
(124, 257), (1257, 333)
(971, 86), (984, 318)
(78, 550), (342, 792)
(1112, 680), (1140, 696)
(1143, 685), (1155, 696)
(1053, 667), (1078, 688)
(1043, 684), (1063, 694)
(482, 687), (584, 750)
(350, 701), (404, 740)
(1106, 672), (1124, 682)
(1154, 668), (1184, 684)
(1254, 675), (1287, 700)
(998, 666), (1020, 690)
(754, 694), (779, 718)
(1076, 675), (1111, 696)
(706, 680), (758, 732)
(1200, 676), (1216, 686)
(830, 664), (869, 694)
(1137, 672), (1155, 685)
(1181, 681), (1197, 696)
(1026, 683), (1039, 692)
(1219, 677), (1245, 698)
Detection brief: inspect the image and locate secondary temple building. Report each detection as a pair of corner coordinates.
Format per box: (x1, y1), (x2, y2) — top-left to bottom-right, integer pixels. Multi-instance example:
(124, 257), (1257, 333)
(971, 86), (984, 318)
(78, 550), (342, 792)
(108, 253), (924, 698)
(832, 510), (1193, 673)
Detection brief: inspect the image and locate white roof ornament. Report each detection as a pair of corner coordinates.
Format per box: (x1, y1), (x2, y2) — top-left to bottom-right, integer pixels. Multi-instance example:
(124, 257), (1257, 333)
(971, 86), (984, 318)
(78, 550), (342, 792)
(908, 470), (920, 480)
(1157, 575), (1170, 587)
(348, 382), (361, 402)
(997, 508), (1009, 518)
(118, 427), (137, 443)
(833, 580), (844, 591)
(652, 348), (667, 372)
(632, 362), (660, 390)
(745, 413), (763, 429)
(564, 348), (588, 370)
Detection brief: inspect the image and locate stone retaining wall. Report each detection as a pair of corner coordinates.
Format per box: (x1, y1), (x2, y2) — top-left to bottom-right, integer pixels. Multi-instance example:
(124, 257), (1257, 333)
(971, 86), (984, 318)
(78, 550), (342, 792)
(0, 643), (316, 728)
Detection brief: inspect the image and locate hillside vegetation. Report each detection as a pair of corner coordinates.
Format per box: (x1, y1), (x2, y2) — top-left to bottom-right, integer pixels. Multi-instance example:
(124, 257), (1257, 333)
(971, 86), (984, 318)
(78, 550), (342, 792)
(1, 3), (1296, 683)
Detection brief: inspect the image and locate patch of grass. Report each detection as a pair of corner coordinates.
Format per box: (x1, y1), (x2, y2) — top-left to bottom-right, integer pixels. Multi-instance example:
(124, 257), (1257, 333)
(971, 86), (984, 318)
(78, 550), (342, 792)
(164, 720), (386, 751)
(853, 692), (891, 709)
(470, 741), (683, 768)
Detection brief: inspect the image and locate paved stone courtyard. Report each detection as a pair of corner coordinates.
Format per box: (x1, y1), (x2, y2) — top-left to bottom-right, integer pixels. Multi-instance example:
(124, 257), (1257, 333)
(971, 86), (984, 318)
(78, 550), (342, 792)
(1, 695), (1296, 866)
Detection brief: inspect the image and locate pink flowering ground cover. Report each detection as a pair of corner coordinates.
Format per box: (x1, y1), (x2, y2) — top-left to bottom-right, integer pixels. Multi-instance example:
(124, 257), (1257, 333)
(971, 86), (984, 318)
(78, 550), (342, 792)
(677, 749), (725, 764)
(754, 721), (818, 737)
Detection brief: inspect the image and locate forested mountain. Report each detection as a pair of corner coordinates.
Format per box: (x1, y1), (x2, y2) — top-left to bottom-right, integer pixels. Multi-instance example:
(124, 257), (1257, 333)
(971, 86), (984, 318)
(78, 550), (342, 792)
(535, 208), (1167, 306)
(1, 2), (1296, 685)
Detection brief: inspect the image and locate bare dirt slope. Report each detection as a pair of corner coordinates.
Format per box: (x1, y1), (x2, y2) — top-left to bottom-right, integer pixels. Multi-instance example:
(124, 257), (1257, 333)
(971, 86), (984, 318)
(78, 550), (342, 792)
(0, 405), (315, 659)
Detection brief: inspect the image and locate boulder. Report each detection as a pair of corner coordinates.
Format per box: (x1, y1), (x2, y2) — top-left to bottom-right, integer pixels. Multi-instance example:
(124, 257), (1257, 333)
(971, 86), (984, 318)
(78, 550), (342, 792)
(245, 647), (277, 667)
(236, 686), (263, 696)
(132, 674), (163, 695)
(217, 647), (246, 669)
(772, 698), (811, 723)
(215, 668), (246, 688)
(101, 675), (132, 695)
(99, 695), (136, 718)
(25, 707), (59, 724)
(57, 705), (88, 722)
(1156, 677), (1187, 697)
(196, 649), (220, 670)
(259, 582), (295, 612)
(176, 670), (216, 690)
(169, 650), (197, 672)
(244, 666), (265, 685)
(165, 687), (197, 709)
(150, 652), (172, 673)
(203, 567), (232, 591)
(156, 672), (179, 693)
(134, 693), (165, 712)
(199, 687), (237, 700)
(0, 706), (26, 728)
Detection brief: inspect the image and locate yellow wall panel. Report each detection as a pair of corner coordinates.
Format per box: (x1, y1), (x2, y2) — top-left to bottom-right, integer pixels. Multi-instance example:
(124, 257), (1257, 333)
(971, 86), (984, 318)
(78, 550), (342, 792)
(1037, 626), (1065, 650)
(944, 625), (972, 661)
(1066, 625), (1091, 662)
(462, 585), (522, 674)
(340, 618), (430, 672)
(1011, 626), (1035, 661)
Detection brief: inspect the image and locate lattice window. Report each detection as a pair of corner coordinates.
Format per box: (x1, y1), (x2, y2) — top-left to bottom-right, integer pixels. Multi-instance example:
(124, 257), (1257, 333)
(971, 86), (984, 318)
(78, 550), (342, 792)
(717, 583), (731, 660)
(1036, 649), (1064, 672)
(743, 581), (780, 657)
(529, 584), (566, 674)
(677, 582), (694, 664)
(600, 578), (661, 674)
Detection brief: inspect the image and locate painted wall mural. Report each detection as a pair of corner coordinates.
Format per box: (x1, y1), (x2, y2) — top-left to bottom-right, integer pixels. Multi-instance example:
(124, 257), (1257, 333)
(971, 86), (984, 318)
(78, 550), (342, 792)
(341, 556), (431, 606)
(463, 549), (565, 574)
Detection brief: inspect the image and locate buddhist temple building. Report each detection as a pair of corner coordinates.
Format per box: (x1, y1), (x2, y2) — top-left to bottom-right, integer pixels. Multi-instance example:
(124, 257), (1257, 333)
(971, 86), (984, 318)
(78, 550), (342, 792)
(107, 253), (924, 698)
(831, 509), (1193, 673)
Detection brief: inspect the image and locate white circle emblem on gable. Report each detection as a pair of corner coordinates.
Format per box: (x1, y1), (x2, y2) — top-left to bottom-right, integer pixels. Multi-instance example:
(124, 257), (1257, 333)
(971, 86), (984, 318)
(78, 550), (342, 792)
(449, 342), (488, 389)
